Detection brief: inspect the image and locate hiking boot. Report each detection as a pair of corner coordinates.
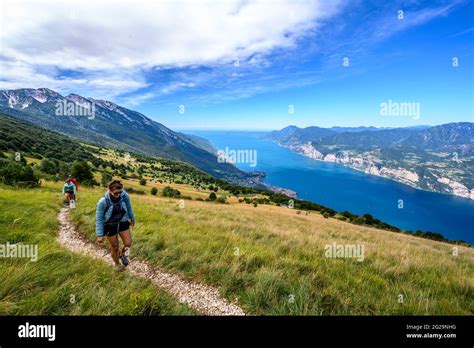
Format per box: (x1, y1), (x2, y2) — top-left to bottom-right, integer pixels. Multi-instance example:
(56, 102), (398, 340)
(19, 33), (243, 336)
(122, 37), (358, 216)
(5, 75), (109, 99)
(119, 255), (129, 266)
(120, 247), (130, 266)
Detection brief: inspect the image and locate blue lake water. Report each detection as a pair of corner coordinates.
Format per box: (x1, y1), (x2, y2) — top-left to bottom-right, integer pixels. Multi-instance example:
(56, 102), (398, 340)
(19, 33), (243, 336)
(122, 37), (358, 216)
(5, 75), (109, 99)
(185, 130), (474, 244)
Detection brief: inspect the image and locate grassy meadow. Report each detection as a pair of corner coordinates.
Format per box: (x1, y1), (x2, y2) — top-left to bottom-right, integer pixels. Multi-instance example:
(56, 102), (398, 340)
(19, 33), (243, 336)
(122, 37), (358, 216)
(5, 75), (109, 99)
(0, 183), (194, 315)
(66, 179), (474, 315)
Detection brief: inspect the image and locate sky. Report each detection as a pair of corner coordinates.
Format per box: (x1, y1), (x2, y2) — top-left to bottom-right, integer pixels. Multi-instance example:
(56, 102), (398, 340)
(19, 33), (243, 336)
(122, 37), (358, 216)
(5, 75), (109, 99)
(0, 0), (473, 130)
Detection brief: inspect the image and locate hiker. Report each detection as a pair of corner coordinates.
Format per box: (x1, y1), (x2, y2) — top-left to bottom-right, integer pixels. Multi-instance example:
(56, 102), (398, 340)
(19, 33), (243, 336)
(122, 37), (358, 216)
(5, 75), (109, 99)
(62, 179), (76, 205)
(68, 175), (78, 199)
(95, 180), (135, 271)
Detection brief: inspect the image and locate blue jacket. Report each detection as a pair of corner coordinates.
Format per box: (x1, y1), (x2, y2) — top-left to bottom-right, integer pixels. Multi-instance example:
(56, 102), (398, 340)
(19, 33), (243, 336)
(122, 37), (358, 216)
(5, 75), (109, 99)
(62, 182), (76, 195)
(96, 190), (135, 237)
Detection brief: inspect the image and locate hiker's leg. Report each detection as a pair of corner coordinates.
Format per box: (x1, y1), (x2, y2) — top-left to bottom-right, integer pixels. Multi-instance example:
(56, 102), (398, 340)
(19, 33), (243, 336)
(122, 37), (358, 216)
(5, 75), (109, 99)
(119, 229), (132, 256)
(107, 234), (120, 265)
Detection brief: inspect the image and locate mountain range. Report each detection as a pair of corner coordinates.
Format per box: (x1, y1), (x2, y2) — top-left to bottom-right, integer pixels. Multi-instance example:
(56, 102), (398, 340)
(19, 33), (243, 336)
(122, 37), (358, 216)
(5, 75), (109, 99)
(266, 124), (474, 199)
(0, 88), (263, 187)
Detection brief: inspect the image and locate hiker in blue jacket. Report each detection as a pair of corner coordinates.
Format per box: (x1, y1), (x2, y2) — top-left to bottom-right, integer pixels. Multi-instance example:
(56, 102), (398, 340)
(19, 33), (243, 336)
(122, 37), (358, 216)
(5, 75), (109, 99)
(62, 179), (76, 205)
(96, 180), (135, 271)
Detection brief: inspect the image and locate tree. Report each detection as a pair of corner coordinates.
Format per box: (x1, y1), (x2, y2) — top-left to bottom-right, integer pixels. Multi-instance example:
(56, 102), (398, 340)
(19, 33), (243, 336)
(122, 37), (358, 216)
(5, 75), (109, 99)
(101, 172), (113, 187)
(39, 158), (58, 175)
(58, 162), (72, 180)
(139, 178), (147, 186)
(0, 160), (39, 187)
(209, 192), (217, 201)
(151, 187), (158, 195)
(71, 160), (94, 185)
(363, 214), (375, 225)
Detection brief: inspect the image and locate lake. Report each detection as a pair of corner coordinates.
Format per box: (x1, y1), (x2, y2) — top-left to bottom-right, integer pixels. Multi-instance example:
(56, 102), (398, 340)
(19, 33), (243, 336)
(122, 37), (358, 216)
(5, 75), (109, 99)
(186, 130), (474, 244)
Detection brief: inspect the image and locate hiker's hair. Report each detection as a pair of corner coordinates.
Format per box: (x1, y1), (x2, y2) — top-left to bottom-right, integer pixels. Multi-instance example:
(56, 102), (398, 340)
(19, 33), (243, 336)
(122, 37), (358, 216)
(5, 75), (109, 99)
(108, 179), (123, 191)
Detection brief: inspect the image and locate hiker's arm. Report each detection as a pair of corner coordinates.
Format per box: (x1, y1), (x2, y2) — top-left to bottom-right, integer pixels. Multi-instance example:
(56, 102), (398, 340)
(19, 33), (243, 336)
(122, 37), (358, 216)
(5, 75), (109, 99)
(124, 192), (136, 222)
(62, 185), (65, 194)
(95, 200), (105, 238)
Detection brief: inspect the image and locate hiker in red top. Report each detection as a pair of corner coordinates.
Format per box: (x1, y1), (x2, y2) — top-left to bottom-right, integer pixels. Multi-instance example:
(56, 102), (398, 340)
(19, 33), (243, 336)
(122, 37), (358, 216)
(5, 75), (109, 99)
(68, 175), (78, 200)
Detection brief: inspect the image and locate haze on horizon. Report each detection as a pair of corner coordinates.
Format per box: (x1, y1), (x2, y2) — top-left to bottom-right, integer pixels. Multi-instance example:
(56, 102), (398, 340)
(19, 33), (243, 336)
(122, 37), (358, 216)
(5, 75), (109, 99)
(0, 0), (472, 130)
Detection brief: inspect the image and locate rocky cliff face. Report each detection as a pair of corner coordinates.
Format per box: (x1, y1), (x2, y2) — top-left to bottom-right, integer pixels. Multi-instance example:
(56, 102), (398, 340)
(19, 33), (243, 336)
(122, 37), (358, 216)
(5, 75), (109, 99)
(290, 142), (473, 200)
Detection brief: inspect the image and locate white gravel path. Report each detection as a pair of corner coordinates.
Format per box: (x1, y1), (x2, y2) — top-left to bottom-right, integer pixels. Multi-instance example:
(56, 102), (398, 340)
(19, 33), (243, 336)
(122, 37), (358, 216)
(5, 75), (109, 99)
(57, 207), (245, 316)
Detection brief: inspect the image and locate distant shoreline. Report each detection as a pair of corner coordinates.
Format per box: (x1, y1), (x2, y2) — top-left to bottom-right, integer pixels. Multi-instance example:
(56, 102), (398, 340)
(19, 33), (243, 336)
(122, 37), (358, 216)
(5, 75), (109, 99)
(267, 140), (474, 201)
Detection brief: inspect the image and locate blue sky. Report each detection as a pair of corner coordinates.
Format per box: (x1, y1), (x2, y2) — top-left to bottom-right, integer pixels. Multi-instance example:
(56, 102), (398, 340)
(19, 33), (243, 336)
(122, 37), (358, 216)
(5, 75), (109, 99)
(1, 0), (473, 130)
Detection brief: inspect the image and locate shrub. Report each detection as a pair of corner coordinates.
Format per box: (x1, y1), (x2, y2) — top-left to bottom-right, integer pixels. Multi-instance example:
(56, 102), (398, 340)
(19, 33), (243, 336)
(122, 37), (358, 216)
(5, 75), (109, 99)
(216, 196), (227, 204)
(209, 192), (217, 201)
(151, 187), (158, 195)
(363, 213), (375, 225)
(39, 158), (58, 175)
(352, 216), (366, 225)
(162, 186), (181, 198)
(0, 160), (39, 187)
(139, 178), (147, 186)
(10, 153), (27, 165)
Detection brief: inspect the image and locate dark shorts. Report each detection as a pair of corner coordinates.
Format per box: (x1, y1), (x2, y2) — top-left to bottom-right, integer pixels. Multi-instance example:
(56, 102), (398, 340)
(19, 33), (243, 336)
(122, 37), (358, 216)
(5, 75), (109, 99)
(104, 221), (130, 237)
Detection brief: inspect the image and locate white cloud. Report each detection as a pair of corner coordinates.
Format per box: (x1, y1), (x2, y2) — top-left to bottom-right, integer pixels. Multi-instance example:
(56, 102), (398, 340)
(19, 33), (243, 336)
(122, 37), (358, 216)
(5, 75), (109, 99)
(0, 59), (149, 100)
(0, 0), (343, 99)
(1, 0), (342, 69)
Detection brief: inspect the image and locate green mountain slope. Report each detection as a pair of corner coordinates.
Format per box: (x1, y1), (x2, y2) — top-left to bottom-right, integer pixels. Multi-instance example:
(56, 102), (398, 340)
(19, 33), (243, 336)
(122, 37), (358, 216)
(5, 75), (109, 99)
(0, 88), (258, 186)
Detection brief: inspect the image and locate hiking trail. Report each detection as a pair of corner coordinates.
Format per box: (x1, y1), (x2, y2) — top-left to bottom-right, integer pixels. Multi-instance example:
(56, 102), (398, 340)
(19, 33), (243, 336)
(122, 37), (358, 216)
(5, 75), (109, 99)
(57, 207), (245, 316)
